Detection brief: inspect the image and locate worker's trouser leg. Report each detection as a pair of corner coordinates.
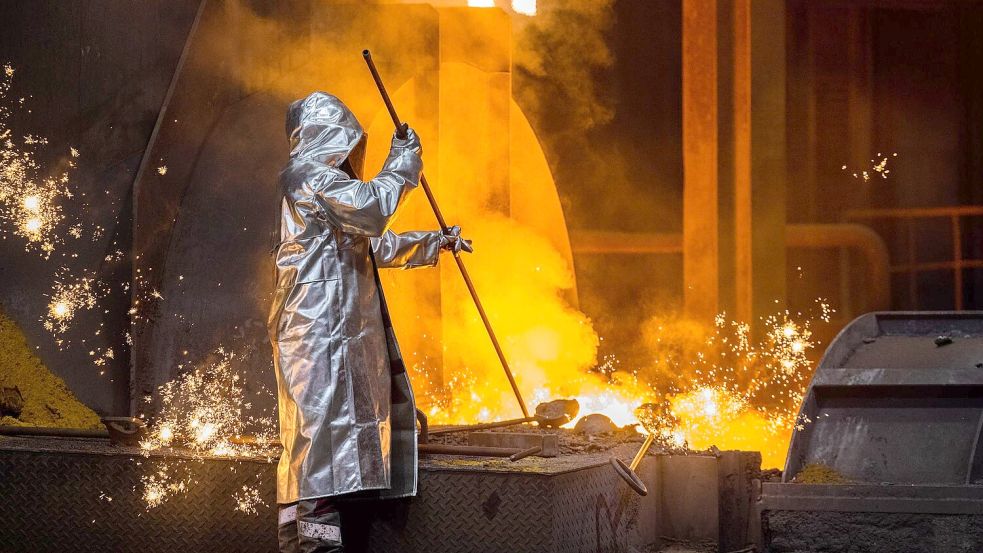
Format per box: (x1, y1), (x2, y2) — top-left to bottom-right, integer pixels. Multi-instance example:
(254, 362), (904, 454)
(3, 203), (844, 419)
(278, 498), (343, 553)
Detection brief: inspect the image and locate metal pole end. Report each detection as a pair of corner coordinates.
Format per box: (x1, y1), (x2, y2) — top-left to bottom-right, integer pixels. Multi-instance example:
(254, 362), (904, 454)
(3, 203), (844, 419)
(362, 49), (371, 58)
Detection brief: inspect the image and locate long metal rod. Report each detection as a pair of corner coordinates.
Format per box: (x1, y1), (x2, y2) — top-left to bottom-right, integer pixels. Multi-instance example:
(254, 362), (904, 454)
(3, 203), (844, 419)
(417, 443), (524, 458)
(429, 416), (533, 436)
(630, 433), (656, 471)
(509, 445), (542, 462)
(362, 49), (529, 419)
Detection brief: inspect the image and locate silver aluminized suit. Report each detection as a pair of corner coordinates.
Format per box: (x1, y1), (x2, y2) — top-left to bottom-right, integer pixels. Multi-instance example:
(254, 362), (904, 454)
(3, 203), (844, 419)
(269, 91), (440, 505)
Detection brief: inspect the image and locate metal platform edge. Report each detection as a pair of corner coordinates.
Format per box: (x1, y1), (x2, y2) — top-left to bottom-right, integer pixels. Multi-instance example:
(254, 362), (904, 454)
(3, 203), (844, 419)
(761, 482), (983, 514)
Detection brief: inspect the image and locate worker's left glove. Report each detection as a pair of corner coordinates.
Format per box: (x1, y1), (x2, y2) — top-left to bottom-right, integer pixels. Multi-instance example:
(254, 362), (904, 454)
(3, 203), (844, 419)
(439, 225), (473, 254)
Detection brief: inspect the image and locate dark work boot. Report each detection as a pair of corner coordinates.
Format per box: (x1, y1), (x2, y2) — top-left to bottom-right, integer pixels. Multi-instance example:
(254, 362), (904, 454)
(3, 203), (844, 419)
(277, 503), (299, 553)
(296, 497), (344, 553)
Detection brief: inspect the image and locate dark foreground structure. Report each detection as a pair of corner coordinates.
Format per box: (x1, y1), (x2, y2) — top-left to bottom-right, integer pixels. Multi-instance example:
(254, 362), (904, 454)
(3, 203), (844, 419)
(0, 436), (762, 553)
(8, 312), (983, 552)
(762, 311), (983, 552)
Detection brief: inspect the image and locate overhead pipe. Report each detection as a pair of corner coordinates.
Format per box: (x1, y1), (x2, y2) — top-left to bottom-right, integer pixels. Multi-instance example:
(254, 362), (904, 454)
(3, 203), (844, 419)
(568, 230), (683, 255)
(784, 223), (891, 311)
(570, 223), (891, 311)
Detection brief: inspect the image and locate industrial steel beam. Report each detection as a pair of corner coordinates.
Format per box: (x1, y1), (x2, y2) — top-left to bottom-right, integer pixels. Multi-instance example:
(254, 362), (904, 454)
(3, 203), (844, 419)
(682, 0), (719, 321)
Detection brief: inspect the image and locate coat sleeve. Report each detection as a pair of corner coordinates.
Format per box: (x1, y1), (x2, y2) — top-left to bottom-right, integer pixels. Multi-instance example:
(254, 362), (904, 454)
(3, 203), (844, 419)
(312, 130), (423, 237)
(371, 230), (442, 269)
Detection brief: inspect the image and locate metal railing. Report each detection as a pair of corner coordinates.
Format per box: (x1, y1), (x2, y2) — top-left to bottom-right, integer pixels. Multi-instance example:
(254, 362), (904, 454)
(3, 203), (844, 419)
(845, 206), (983, 310)
(569, 223), (893, 318)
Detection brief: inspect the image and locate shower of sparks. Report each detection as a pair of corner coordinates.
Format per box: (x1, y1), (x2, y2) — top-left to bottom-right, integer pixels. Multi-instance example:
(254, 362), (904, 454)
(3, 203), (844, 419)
(0, 62), (133, 372)
(0, 63), (78, 258)
(142, 466), (189, 509)
(233, 484), (267, 515)
(43, 274), (107, 339)
(843, 152), (897, 182)
(140, 348), (275, 456)
(815, 298), (834, 323)
(419, 300), (833, 466)
(418, 352), (653, 429)
(92, 347), (115, 371)
(641, 304), (833, 467)
(138, 349), (276, 511)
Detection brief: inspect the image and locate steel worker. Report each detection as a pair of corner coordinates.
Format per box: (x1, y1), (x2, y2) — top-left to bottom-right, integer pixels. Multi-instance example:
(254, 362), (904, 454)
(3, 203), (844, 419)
(269, 91), (471, 553)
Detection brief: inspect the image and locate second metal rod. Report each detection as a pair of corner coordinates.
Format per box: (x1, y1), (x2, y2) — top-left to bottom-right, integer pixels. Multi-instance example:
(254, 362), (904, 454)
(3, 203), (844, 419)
(362, 49), (530, 419)
(630, 433), (656, 471)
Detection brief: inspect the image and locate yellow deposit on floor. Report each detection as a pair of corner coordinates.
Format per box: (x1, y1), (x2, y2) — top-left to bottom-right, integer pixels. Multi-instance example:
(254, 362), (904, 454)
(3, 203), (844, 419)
(0, 307), (100, 429)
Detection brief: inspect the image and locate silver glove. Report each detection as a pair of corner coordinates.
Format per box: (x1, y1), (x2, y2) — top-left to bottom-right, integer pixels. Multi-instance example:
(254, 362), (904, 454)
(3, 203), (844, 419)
(439, 225), (473, 254)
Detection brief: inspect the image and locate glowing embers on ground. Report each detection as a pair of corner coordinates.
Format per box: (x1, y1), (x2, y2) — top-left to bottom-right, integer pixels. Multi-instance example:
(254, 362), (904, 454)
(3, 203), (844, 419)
(418, 355), (652, 429)
(417, 301), (832, 469)
(138, 349), (276, 513)
(652, 304), (832, 468)
(648, 309), (824, 468)
(666, 385), (795, 465)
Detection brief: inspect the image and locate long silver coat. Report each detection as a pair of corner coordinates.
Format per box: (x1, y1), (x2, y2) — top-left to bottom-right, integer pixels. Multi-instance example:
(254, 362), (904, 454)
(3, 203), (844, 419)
(269, 92), (440, 504)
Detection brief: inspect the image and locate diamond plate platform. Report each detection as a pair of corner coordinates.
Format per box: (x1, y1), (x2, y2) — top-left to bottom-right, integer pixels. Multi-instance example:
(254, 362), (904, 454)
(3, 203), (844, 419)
(0, 435), (659, 553)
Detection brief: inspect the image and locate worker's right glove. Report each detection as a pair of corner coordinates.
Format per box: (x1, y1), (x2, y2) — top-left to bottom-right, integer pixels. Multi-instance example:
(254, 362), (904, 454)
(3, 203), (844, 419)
(439, 225), (473, 254)
(392, 124), (422, 156)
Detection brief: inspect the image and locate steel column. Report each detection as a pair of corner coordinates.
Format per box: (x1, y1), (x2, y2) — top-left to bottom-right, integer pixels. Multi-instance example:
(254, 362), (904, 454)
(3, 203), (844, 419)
(732, 0), (753, 322)
(682, 0), (719, 321)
